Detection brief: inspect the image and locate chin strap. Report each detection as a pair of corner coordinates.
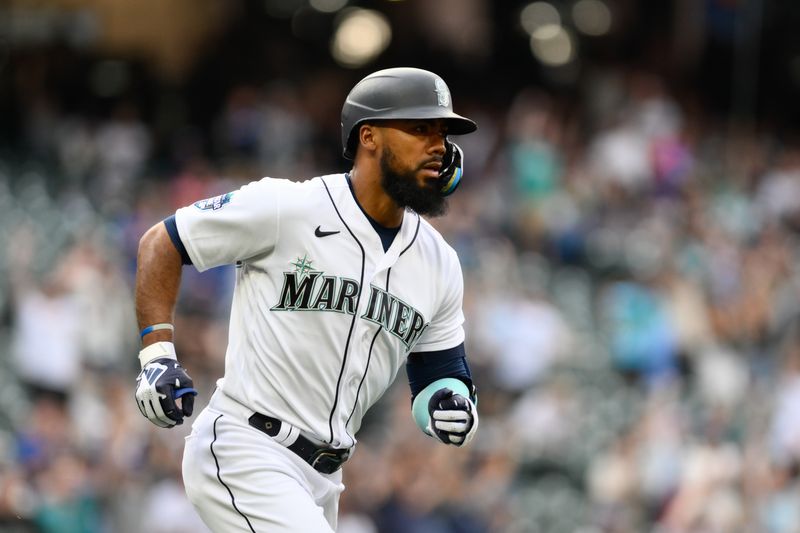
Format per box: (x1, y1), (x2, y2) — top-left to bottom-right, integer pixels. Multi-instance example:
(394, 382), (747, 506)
(438, 140), (464, 196)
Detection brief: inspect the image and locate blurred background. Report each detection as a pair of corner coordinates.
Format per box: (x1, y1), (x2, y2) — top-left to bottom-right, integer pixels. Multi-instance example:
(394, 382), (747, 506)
(1, 0), (800, 531)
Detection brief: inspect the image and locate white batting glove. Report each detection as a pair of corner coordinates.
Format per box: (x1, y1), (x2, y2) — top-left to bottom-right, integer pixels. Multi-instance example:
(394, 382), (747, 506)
(427, 388), (478, 446)
(135, 342), (197, 428)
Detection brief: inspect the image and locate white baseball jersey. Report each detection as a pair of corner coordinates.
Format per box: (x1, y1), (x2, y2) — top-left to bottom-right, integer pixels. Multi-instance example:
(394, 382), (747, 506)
(175, 173), (465, 448)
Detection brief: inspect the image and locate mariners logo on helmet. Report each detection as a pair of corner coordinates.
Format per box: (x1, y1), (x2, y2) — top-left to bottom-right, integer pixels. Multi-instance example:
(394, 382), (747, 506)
(435, 78), (450, 107)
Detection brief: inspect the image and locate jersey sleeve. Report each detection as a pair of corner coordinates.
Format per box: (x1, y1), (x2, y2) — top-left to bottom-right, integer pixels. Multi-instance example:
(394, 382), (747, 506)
(413, 247), (465, 352)
(174, 178), (282, 271)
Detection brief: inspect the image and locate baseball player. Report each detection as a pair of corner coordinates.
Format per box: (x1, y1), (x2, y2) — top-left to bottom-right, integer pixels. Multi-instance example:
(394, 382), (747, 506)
(134, 67), (479, 532)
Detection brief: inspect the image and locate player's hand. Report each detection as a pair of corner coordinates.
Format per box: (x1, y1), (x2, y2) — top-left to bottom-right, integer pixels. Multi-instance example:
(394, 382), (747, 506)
(438, 140), (464, 196)
(135, 357), (197, 428)
(427, 387), (478, 446)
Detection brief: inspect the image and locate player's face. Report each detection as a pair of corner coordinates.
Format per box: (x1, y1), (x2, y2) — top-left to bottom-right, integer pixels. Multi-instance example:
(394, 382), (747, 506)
(377, 119), (449, 217)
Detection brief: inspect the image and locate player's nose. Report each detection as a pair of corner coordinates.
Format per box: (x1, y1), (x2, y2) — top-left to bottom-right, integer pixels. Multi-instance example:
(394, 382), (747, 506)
(427, 132), (446, 156)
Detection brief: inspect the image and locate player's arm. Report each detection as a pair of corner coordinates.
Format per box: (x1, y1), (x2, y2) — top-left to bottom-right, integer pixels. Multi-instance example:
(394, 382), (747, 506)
(136, 221), (182, 343)
(407, 343), (479, 447)
(134, 219), (197, 428)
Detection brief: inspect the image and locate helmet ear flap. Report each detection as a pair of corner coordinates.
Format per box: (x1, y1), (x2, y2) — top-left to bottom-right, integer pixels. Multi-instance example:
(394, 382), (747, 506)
(438, 140), (464, 196)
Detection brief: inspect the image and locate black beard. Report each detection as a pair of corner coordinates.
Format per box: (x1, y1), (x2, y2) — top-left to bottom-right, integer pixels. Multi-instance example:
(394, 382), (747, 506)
(380, 148), (448, 217)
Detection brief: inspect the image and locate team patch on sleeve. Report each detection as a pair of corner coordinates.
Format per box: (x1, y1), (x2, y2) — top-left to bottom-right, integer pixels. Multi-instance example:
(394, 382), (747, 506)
(194, 192), (234, 211)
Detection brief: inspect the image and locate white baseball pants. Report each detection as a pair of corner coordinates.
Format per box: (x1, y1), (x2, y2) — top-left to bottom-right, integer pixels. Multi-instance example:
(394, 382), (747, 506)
(182, 390), (345, 532)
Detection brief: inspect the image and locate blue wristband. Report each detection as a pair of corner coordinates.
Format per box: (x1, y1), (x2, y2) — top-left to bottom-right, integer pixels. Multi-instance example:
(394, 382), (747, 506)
(140, 323), (174, 339)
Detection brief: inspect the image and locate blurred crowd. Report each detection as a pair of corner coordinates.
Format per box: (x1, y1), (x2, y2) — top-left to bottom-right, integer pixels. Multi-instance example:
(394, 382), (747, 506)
(2, 47), (800, 533)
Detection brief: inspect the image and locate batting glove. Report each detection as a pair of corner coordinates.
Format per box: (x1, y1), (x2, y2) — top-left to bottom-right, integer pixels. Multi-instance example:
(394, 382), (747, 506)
(135, 342), (197, 428)
(427, 388), (478, 446)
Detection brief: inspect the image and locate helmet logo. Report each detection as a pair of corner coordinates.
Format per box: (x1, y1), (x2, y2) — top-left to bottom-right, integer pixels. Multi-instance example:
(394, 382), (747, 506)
(435, 78), (450, 108)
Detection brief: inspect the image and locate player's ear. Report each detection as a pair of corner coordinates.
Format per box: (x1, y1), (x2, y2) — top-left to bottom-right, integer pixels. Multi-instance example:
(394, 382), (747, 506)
(358, 123), (378, 154)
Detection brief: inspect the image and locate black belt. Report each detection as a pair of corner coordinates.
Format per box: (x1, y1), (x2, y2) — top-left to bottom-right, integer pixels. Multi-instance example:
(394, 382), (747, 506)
(247, 412), (350, 474)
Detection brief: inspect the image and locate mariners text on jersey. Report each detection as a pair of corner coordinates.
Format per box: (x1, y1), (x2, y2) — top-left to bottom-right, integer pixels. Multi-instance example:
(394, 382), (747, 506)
(271, 270), (429, 349)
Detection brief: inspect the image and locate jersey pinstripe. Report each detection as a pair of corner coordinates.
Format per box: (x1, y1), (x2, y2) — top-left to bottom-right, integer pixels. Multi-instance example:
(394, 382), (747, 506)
(174, 173), (465, 448)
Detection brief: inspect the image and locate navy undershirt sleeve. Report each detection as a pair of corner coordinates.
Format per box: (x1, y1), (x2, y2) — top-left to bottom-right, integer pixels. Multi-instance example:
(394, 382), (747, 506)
(163, 215), (192, 265)
(406, 342), (473, 400)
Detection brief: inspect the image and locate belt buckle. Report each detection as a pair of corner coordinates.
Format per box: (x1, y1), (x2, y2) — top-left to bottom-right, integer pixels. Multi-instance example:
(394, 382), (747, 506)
(310, 448), (350, 474)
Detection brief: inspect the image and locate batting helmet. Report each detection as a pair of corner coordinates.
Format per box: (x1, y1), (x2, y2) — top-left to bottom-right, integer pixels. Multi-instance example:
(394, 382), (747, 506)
(341, 67), (477, 159)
